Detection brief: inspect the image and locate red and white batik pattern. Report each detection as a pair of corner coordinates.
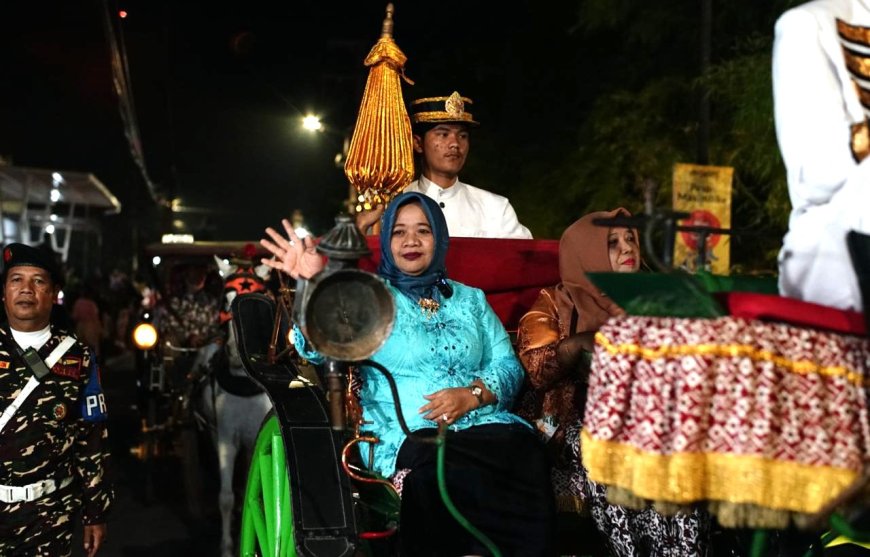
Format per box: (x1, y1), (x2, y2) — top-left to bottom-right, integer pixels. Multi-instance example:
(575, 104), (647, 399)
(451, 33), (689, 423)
(582, 315), (870, 527)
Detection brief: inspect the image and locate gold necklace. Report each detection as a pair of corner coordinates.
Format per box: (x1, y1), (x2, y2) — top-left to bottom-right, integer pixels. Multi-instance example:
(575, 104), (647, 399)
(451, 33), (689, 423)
(418, 297), (440, 318)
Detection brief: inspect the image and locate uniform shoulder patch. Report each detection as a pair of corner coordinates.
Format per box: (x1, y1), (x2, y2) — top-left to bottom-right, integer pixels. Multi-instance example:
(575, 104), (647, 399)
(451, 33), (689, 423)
(51, 355), (83, 379)
(81, 358), (107, 422)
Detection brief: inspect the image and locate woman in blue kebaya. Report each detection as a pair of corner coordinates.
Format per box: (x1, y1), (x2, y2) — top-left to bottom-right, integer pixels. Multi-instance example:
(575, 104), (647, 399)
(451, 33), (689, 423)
(261, 191), (555, 557)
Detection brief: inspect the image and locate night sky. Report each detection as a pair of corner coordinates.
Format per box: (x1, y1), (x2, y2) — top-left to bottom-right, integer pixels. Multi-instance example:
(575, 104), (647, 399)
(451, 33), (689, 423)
(0, 0), (606, 269)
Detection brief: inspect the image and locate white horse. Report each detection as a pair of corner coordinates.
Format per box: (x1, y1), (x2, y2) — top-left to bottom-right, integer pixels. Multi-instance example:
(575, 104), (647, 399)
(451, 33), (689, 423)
(193, 254), (273, 557)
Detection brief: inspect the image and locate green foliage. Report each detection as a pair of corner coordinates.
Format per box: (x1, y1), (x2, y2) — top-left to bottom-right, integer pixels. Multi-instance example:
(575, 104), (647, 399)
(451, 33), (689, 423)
(515, 1), (795, 274)
(701, 35), (789, 271)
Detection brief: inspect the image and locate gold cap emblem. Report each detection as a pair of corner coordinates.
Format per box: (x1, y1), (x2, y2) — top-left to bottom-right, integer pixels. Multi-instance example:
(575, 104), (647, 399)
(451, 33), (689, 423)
(409, 91), (479, 126)
(444, 91), (465, 118)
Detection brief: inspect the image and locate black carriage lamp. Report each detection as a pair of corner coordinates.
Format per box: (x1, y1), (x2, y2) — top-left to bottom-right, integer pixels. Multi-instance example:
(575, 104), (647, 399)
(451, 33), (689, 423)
(314, 213), (371, 264)
(294, 213), (396, 430)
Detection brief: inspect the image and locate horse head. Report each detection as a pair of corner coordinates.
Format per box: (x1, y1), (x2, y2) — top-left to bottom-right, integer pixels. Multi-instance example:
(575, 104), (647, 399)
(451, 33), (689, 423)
(214, 248), (271, 324)
(213, 245), (271, 370)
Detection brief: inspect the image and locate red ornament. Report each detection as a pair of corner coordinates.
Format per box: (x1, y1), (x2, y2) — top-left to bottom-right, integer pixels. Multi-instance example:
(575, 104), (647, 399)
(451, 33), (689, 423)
(242, 243), (257, 259)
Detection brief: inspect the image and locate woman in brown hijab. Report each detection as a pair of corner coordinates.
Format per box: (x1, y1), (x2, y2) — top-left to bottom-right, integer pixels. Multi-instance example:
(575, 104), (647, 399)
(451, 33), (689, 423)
(517, 208), (709, 556)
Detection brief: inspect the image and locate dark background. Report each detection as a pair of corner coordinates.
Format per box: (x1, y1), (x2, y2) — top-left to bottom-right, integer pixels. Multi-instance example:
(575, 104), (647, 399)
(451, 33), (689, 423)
(0, 0), (795, 277)
(0, 1), (586, 251)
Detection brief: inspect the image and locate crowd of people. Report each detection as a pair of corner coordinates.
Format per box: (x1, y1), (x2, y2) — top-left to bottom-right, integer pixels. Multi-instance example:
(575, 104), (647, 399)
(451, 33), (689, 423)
(4, 3), (870, 549)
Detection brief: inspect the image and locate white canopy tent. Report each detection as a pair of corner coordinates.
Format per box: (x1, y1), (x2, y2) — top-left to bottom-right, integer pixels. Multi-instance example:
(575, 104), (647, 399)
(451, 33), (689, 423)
(0, 165), (122, 262)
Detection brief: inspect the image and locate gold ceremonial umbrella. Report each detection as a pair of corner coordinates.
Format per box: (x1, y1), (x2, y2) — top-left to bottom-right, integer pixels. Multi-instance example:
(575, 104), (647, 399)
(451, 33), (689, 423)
(344, 3), (415, 213)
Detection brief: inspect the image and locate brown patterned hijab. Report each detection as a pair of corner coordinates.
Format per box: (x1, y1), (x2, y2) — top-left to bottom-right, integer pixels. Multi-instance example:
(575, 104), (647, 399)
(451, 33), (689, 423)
(555, 207), (639, 334)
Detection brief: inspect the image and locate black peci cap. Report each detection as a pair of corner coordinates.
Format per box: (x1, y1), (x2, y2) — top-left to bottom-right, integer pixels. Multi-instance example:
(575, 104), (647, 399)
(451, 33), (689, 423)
(2, 243), (63, 286)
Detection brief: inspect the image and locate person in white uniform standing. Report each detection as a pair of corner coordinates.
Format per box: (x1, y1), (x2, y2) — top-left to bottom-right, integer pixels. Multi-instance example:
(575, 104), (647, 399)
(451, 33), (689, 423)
(357, 91), (533, 239)
(773, 0), (870, 310)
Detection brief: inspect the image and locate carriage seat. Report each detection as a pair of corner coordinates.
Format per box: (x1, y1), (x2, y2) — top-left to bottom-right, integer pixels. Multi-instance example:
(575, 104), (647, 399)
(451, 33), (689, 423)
(718, 291), (866, 336)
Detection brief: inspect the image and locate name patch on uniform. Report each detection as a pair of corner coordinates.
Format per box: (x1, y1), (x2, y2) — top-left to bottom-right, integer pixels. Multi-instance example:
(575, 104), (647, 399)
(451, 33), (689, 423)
(51, 356), (82, 379)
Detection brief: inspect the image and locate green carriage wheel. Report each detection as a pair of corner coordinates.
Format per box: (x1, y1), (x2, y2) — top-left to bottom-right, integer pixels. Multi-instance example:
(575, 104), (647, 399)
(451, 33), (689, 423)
(240, 413), (297, 557)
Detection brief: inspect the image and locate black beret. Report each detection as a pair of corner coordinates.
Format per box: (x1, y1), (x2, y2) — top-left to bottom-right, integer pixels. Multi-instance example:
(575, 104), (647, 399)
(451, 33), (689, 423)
(2, 243), (63, 286)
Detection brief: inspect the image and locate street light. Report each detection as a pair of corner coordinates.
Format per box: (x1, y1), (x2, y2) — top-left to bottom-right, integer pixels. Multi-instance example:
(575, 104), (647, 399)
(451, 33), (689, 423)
(302, 114), (323, 132)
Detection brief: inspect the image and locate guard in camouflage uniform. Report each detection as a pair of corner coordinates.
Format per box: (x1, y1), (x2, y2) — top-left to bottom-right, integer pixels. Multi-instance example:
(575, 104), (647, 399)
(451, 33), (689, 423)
(0, 243), (112, 557)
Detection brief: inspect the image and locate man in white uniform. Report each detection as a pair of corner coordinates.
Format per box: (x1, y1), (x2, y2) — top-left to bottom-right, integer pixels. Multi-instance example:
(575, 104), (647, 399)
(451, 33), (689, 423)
(773, 0), (870, 310)
(357, 91), (532, 239)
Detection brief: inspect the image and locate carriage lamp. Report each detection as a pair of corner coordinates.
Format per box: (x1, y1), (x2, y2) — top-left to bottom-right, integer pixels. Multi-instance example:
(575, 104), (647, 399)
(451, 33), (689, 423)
(132, 323), (159, 350)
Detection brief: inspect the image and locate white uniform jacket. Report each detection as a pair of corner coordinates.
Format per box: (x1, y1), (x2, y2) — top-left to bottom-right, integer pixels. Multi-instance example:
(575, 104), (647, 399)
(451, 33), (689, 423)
(774, 0), (870, 309)
(404, 176), (533, 239)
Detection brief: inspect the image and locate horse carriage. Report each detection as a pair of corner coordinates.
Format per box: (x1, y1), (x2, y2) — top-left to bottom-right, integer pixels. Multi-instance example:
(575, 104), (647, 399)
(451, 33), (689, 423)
(122, 4), (868, 549)
(129, 241), (277, 531)
(226, 213), (869, 556)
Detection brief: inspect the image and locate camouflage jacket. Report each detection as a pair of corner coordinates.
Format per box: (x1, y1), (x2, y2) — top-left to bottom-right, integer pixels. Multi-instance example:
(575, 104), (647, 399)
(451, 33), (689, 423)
(0, 325), (112, 524)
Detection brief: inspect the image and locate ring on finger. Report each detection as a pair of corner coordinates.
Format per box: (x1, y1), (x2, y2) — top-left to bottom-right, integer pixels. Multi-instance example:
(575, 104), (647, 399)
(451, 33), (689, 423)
(441, 413), (449, 422)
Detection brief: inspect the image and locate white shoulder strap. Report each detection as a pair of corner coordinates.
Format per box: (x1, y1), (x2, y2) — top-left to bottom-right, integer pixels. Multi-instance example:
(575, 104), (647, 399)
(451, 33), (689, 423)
(0, 335), (77, 434)
(45, 335), (77, 369)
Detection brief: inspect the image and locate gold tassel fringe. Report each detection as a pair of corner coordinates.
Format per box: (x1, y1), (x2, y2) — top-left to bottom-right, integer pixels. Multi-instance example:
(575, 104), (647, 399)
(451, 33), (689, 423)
(344, 4), (415, 210)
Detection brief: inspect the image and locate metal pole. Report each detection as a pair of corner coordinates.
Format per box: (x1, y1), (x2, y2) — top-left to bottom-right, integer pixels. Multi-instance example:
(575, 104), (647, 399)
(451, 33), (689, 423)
(698, 0), (712, 165)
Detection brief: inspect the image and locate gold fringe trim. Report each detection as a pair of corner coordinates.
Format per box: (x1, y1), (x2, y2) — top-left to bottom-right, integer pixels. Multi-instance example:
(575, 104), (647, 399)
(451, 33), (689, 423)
(852, 120), (870, 162)
(604, 487), (695, 516)
(581, 431), (859, 517)
(843, 47), (870, 80)
(344, 31), (415, 206)
(606, 485), (798, 529)
(838, 18), (870, 48)
(412, 111), (477, 124)
(594, 331), (867, 386)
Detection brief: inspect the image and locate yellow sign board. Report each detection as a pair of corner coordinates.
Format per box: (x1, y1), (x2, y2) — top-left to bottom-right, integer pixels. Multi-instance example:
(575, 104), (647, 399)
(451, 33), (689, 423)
(672, 163), (733, 274)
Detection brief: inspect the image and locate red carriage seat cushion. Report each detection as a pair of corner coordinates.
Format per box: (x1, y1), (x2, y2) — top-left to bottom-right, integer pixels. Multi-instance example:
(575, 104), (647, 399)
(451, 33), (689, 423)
(718, 291), (866, 336)
(361, 236), (561, 332)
